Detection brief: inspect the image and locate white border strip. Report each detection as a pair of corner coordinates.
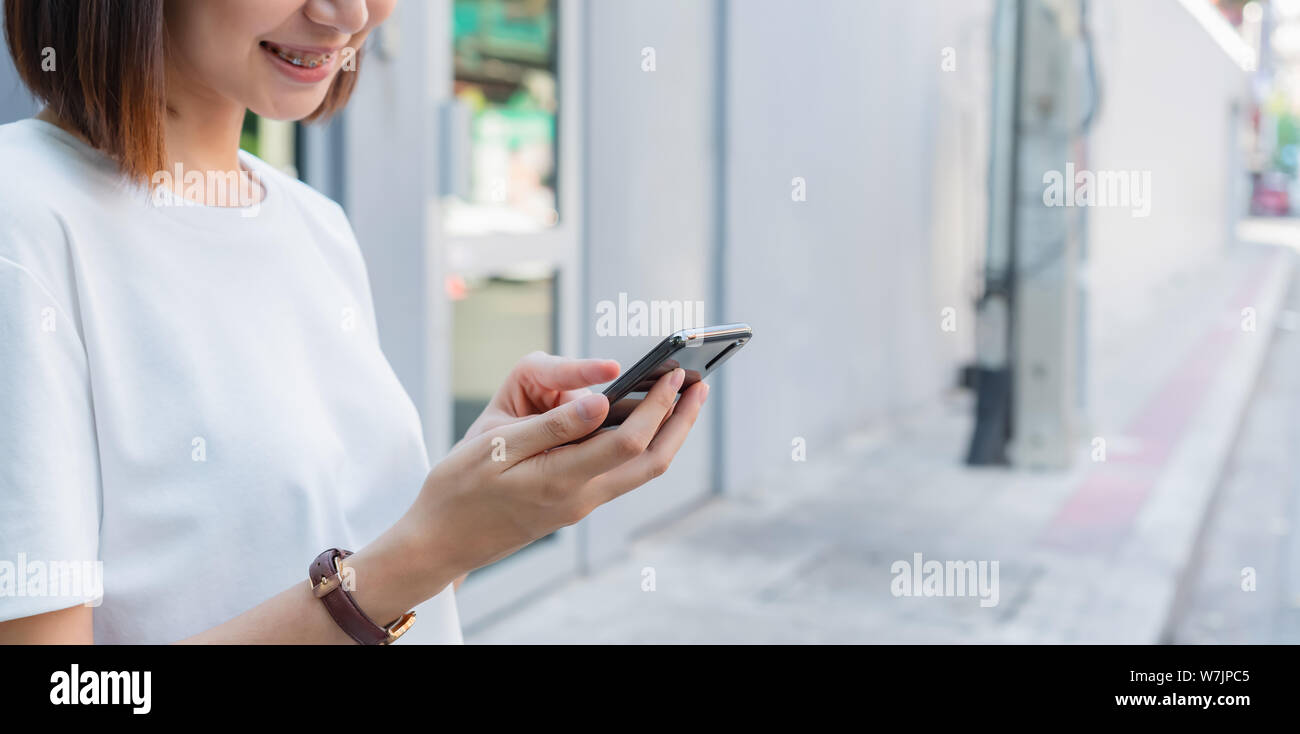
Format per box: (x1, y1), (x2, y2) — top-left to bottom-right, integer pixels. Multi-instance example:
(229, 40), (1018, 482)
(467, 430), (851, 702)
(1177, 0), (1257, 71)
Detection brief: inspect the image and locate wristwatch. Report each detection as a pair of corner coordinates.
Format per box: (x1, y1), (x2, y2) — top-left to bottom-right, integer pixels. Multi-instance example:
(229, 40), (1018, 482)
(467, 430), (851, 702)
(309, 548), (416, 645)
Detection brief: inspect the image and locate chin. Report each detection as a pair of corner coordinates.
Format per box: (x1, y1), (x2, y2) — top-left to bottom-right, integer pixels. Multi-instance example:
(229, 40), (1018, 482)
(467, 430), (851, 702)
(251, 95), (331, 123)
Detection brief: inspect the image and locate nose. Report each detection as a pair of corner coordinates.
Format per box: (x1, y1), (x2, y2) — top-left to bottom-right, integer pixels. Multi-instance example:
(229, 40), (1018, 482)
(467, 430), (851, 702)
(303, 0), (370, 36)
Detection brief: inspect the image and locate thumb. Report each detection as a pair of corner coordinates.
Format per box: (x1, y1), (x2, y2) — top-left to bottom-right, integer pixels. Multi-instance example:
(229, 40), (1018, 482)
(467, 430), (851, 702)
(493, 392), (609, 463)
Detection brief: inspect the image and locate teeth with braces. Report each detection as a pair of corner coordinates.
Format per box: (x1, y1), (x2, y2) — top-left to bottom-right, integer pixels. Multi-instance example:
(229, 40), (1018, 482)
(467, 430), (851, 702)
(262, 42), (331, 69)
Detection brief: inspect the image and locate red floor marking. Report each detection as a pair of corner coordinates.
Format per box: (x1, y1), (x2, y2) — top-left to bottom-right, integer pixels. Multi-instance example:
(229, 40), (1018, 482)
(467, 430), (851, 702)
(1038, 259), (1272, 554)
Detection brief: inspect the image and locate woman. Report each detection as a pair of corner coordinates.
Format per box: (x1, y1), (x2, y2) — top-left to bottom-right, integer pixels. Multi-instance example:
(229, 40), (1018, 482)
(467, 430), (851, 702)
(0, 0), (706, 644)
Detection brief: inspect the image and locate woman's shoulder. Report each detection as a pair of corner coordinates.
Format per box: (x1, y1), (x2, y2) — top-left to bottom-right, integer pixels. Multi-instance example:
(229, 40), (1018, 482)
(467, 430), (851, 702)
(0, 121), (69, 223)
(0, 119), (112, 309)
(0, 118), (120, 192)
(0, 118), (123, 234)
(0, 117), (61, 163)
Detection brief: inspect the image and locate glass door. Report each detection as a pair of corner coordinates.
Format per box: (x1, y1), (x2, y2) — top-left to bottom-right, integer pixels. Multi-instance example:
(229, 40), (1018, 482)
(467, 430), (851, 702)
(437, 0), (585, 630)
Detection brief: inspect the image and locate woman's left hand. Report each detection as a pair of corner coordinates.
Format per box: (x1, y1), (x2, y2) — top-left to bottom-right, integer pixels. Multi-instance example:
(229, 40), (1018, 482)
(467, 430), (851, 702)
(458, 351), (621, 448)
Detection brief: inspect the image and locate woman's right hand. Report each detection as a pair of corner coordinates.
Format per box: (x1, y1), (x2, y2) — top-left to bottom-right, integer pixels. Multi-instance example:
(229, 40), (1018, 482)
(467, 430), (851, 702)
(393, 365), (708, 595)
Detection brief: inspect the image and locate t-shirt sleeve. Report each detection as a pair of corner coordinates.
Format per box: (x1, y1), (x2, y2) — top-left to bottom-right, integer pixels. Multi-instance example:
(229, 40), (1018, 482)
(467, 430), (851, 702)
(0, 258), (103, 621)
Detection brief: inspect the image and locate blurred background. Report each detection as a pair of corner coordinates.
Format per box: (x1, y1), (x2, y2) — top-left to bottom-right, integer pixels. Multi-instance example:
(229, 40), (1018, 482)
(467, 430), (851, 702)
(5, 0), (1299, 643)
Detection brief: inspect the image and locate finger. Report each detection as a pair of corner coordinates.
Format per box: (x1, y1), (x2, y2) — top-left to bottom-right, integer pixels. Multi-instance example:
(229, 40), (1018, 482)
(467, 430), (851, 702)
(519, 352), (620, 392)
(602, 395), (679, 429)
(588, 381), (708, 503)
(490, 392), (610, 465)
(656, 393), (681, 432)
(648, 382), (707, 454)
(601, 397), (643, 426)
(556, 387), (592, 406)
(536, 368), (685, 480)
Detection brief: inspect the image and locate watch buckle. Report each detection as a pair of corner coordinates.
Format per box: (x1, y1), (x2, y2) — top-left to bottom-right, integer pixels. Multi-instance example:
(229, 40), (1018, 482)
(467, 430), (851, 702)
(383, 612), (417, 644)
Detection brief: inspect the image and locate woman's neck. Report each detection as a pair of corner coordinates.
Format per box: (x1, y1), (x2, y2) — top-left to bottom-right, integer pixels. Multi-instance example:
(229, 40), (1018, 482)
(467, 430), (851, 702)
(164, 103), (247, 177)
(37, 84), (264, 207)
(161, 80), (265, 206)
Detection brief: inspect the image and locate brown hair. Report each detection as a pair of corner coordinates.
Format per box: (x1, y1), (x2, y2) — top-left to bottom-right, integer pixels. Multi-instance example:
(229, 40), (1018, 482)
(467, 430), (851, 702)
(3, 0), (360, 182)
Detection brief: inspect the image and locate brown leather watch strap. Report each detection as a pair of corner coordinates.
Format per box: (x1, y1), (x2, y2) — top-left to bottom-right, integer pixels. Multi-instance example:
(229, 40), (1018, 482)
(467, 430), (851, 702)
(309, 548), (416, 645)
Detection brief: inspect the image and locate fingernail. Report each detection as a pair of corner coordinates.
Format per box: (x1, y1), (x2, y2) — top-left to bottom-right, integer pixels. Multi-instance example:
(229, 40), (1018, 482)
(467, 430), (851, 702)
(575, 393), (606, 421)
(671, 368), (686, 389)
(700, 382), (710, 403)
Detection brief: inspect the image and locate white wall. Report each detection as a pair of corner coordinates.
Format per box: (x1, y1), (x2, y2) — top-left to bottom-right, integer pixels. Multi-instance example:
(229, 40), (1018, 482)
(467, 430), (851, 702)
(0, 36), (38, 124)
(581, 0), (722, 563)
(1086, 0), (1248, 336)
(721, 0), (994, 490)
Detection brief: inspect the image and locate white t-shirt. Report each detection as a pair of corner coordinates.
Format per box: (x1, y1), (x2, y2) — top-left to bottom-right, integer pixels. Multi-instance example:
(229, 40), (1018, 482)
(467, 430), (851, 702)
(0, 118), (461, 644)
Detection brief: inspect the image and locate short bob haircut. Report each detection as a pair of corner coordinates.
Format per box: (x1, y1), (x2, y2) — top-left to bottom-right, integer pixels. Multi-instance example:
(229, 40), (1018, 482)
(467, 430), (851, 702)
(4, 0), (360, 183)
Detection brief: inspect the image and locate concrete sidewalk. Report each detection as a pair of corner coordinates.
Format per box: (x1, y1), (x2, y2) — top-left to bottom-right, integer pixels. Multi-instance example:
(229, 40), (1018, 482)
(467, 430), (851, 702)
(1171, 258), (1300, 644)
(468, 234), (1295, 644)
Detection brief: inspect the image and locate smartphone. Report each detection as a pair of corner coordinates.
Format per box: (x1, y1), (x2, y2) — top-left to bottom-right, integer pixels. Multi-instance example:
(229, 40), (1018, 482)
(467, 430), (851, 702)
(587, 323), (752, 436)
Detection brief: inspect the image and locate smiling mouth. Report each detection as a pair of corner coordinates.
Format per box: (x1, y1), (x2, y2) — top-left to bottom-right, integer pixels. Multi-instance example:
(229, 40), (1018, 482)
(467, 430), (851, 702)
(259, 41), (335, 69)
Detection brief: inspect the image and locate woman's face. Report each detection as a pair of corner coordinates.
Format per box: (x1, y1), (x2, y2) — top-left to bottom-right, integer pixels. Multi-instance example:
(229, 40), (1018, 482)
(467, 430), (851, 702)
(164, 0), (397, 121)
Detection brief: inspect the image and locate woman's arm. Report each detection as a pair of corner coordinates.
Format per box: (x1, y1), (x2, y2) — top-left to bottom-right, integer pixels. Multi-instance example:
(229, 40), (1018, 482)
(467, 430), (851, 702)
(0, 517), (449, 645)
(179, 519), (454, 644)
(0, 606), (94, 645)
(0, 365), (705, 644)
(0, 508), (443, 645)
